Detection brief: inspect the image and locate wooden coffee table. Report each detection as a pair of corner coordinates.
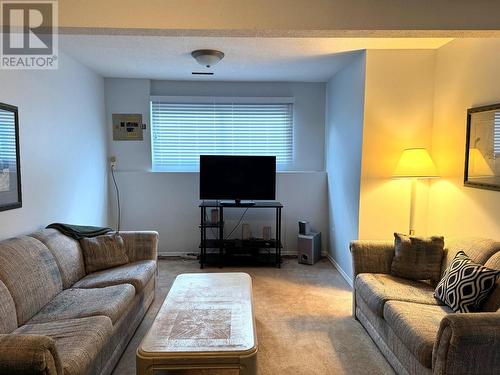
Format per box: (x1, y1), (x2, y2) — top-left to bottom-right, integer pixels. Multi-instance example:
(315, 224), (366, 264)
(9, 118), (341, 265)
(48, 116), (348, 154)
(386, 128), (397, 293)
(137, 272), (258, 375)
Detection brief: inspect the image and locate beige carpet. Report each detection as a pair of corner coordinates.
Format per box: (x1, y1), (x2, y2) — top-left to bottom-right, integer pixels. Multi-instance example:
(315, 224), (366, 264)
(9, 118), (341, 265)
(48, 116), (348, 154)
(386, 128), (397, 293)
(112, 258), (395, 375)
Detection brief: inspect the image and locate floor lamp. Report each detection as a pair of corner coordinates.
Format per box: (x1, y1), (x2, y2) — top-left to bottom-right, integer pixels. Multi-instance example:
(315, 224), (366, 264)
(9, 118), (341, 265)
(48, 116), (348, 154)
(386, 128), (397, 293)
(393, 148), (439, 235)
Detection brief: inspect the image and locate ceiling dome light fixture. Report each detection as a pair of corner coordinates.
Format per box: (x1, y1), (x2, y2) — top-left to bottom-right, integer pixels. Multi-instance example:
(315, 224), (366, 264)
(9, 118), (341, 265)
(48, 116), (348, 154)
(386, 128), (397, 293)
(191, 49), (224, 68)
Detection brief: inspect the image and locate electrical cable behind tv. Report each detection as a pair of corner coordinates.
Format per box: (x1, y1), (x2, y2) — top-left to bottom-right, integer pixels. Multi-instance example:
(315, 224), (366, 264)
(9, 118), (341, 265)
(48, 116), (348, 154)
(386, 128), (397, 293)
(225, 207), (249, 240)
(111, 164), (121, 232)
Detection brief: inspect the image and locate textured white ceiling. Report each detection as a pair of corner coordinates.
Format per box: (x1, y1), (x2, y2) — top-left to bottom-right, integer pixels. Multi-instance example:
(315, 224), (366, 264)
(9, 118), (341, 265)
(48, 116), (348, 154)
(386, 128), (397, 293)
(60, 35), (452, 82)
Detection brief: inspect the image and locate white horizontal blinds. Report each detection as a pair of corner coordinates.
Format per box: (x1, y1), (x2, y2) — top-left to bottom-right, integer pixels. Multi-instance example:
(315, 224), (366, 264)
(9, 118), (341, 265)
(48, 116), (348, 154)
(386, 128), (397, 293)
(151, 98), (293, 171)
(0, 110), (16, 170)
(495, 111), (500, 156)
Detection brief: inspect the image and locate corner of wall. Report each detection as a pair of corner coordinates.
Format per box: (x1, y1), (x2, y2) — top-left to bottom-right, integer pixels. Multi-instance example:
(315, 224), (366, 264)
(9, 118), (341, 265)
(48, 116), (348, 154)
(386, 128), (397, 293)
(358, 49), (437, 240)
(325, 51), (367, 281)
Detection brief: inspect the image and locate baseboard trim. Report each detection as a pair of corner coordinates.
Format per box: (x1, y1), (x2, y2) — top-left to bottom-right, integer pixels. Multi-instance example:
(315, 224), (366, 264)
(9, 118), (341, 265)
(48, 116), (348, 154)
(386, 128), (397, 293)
(326, 253), (353, 287)
(158, 250), (301, 258)
(158, 252), (192, 258)
(159, 250), (353, 287)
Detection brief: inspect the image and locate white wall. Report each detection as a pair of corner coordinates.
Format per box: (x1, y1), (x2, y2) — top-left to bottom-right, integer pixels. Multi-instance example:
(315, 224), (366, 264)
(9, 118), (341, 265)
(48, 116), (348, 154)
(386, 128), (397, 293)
(325, 45), (500, 285)
(324, 49), (437, 282)
(105, 78), (329, 255)
(429, 39), (500, 238)
(359, 50), (436, 240)
(325, 52), (366, 284)
(110, 171), (327, 255)
(0, 51), (108, 239)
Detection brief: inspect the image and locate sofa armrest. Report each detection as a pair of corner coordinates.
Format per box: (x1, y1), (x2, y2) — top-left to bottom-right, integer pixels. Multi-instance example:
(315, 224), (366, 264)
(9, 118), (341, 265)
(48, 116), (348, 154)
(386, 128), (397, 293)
(119, 231), (159, 262)
(0, 334), (62, 375)
(432, 312), (500, 375)
(350, 240), (394, 280)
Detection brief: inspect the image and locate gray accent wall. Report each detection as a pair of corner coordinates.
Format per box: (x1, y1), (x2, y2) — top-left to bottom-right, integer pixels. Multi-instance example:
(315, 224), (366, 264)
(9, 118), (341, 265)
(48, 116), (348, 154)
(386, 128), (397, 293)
(325, 52), (366, 284)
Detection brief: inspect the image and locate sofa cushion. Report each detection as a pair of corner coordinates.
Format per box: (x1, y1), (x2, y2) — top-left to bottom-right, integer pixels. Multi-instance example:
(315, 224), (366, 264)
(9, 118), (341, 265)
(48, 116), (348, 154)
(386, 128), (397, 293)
(441, 237), (500, 274)
(391, 233), (444, 283)
(435, 251), (500, 313)
(15, 316), (112, 375)
(355, 293), (433, 374)
(383, 301), (452, 368)
(29, 229), (86, 289)
(482, 251), (500, 312)
(119, 231), (159, 262)
(0, 280), (17, 334)
(28, 284), (134, 325)
(356, 273), (443, 317)
(72, 260), (156, 293)
(0, 236), (63, 325)
(80, 234), (129, 273)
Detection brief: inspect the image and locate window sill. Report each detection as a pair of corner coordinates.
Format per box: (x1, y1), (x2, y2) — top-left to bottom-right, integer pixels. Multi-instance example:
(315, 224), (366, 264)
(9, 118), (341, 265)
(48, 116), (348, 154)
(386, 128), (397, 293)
(111, 169), (325, 174)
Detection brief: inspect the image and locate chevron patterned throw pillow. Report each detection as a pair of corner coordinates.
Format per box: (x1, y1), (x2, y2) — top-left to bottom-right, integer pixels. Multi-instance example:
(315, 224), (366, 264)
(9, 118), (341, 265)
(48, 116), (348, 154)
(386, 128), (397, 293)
(434, 251), (500, 313)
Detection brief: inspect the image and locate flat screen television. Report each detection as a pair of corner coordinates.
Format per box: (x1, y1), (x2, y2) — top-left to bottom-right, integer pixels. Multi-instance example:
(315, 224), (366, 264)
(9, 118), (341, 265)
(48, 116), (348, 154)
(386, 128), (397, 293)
(199, 155), (276, 203)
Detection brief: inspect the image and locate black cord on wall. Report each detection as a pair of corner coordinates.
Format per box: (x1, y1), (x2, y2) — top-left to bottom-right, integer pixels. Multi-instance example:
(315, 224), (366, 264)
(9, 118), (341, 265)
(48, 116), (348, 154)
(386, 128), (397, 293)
(111, 165), (121, 232)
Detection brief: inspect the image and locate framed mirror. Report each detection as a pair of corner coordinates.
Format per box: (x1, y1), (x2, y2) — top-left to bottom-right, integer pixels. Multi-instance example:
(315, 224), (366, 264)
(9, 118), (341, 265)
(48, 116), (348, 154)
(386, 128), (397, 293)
(0, 103), (22, 211)
(464, 103), (500, 191)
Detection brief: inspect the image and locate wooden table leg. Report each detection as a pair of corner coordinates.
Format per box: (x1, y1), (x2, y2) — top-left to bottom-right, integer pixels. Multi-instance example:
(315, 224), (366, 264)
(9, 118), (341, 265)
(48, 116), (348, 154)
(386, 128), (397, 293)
(240, 355), (257, 375)
(136, 357), (154, 375)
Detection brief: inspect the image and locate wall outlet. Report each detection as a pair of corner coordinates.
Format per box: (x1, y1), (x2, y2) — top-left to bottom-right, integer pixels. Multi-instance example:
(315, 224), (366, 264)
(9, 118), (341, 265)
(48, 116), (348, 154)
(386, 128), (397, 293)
(110, 156), (117, 168)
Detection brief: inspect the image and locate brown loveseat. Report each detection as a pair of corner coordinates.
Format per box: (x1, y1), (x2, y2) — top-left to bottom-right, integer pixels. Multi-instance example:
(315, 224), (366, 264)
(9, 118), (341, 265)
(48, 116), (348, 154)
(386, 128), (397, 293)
(350, 237), (500, 375)
(0, 229), (158, 375)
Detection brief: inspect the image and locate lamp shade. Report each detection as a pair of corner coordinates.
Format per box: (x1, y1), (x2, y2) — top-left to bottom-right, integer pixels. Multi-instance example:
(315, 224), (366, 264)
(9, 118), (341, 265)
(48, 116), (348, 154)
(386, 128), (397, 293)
(468, 148), (494, 177)
(393, 148), (439, 178)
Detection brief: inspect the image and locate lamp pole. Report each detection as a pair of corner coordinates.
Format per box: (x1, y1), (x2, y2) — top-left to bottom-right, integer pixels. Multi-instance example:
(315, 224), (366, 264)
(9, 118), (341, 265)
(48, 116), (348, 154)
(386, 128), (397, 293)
(393, 148), (439, 236)
(409, 177), (417, 235)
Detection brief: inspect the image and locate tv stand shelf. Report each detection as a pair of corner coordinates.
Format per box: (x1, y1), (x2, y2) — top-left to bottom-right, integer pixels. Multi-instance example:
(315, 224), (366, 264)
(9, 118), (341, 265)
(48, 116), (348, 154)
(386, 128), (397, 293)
(199, 221), (224, 228)
(199, 201), (283, 268)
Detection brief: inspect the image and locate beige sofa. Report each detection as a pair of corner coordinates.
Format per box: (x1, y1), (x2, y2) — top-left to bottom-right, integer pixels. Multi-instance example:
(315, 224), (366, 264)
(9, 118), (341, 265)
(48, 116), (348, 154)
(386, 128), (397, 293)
(350, 237), (500, 375)
(0, 229), (158, 375)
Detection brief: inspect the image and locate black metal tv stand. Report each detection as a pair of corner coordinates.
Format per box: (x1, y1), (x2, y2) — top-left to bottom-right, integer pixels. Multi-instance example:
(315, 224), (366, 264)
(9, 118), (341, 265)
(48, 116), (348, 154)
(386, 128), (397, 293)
(219, 199), (256, 207)
(199, 200), (283, 269)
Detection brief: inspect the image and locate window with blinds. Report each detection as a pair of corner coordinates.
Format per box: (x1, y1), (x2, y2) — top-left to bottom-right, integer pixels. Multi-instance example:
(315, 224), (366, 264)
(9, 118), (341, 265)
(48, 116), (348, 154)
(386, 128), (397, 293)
(150, 97), (294, 171)
(0, 109), (16, 170)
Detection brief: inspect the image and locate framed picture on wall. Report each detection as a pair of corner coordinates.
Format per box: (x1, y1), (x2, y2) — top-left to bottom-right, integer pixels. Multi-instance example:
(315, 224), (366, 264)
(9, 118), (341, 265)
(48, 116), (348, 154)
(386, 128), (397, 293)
(0, 102), (22, 211)
(464, 103), (500, 191)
